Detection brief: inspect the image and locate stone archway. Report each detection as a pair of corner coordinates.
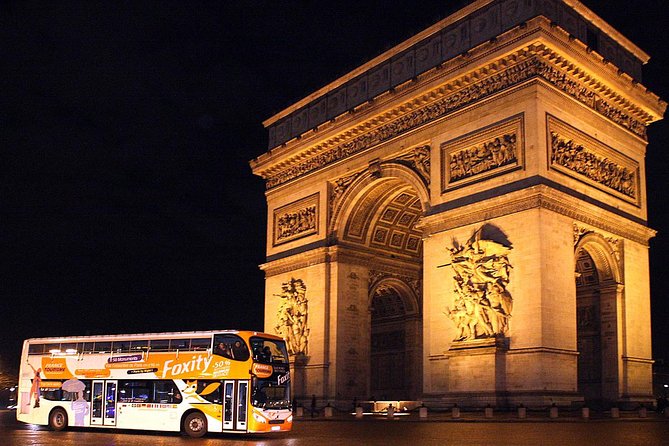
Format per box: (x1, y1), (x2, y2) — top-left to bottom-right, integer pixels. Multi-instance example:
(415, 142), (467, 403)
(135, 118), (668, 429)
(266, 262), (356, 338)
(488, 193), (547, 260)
(333, 167), (426, 402)
(368, 277), (421, 401)
(575, 232), (623, 408)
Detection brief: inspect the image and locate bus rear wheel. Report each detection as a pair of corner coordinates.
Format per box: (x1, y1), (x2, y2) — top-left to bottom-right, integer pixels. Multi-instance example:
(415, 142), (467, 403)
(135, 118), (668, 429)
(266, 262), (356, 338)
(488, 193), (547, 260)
(183, 411), (207, 438)
(48, 408), (68, 431)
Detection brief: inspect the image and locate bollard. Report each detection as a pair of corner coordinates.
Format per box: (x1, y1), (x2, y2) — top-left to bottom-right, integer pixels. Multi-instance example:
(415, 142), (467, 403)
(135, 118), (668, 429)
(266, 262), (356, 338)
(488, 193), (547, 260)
(324, 404), (333, 418)
(419, 405), (428, 418)
(610, 407), (620, 418)
(639, 406), (647, 418)
(581, 407), (590, 419)
(517, 405), (526, 419)
(296, 406), (304, 417)
(452, 404), (461, 419)
(484, 405), (493, 419)
(387, 404), (395, 418)
(355, 406), (363, 418)
(549, 404), (558, 419)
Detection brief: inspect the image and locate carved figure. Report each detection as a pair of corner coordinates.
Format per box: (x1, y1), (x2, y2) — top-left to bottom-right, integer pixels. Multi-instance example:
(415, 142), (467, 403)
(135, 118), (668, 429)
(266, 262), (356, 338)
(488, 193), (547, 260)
(274, 278), (310, 355)
(446, 227), (513, 341)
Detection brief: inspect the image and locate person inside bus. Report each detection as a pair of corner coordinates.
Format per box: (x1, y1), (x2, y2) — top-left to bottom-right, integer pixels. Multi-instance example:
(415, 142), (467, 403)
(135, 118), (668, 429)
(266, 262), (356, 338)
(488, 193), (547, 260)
(171, 388), (182, 403)
(215, 342), (233, 359)
(231, 340), (247, 360)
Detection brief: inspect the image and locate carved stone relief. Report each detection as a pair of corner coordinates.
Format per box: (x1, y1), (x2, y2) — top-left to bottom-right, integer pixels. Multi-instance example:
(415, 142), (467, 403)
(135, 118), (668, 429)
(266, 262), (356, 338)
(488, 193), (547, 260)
(442, 115), (523, 190)
(446, 225), (513, 341)
(548, 116), (639, 204)
(273, 193), (319, 246)
(395, 145), (431, 185)
(329, 171), (362, 225)
(274, 278), (310, 356)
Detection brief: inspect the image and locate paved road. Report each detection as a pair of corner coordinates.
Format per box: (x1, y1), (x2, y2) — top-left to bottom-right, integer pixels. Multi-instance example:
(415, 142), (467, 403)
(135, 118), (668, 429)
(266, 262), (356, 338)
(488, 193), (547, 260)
(3, 410), (669, 445)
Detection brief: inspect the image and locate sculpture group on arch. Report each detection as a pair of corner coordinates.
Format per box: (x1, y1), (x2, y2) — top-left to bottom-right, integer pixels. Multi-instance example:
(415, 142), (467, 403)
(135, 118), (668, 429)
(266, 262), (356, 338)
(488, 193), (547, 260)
(446, 226), (513, 341)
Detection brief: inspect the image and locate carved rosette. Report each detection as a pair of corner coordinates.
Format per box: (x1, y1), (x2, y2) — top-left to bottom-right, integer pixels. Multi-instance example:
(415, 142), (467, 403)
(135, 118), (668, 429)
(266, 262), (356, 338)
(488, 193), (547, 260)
(446, 226), (513, 341)
(274, 278), (310, 356)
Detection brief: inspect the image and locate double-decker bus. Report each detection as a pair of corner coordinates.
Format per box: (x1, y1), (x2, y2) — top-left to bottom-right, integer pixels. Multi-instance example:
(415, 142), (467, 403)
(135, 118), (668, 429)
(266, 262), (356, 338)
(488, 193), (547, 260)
(16, 330), (292, 437)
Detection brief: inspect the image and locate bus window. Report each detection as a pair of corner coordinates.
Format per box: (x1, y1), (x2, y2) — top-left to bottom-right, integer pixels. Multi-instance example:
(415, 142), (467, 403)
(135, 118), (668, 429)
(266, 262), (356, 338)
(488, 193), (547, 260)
(153, 381), (181, 404)
(94, 342), (111, 353)
(112, 341), (131, 353)
(118, 381), (151, 403)
(60, 343), (77, 354)
(130, 339), (148, 352)
(149, 339), (170, 351)
(190, 338), (211, 351)
(28, 344), (44, 355)
(169, 339), (190, 351)
(41, 380), (91, 402)
(45, 343), (61, 354)
(81, 342), (95, 354)
(213, 334), (249, 361)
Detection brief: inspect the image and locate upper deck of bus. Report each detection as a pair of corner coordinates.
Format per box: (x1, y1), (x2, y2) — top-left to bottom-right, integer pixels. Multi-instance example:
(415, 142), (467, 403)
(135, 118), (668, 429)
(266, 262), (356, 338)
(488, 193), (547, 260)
(22, 330), (284, 356)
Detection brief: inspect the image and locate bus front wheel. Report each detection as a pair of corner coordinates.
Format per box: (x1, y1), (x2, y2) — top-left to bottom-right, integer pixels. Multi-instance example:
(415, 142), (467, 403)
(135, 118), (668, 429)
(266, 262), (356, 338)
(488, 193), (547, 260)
(48, 408), (68, 431)
(183, 411), (207, 438)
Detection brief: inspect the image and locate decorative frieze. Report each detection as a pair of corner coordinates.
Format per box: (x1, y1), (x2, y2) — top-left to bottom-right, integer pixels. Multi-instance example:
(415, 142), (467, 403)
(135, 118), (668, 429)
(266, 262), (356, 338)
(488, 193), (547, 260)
(261, 44), (651, 190)
(273, 193), (319, 246)
(442, 115), (523, 191)
(548, 116), (639, 205)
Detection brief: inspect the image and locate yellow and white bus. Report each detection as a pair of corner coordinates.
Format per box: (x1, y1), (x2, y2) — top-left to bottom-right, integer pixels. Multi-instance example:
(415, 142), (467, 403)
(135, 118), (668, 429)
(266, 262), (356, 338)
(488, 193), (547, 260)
(16, 330), (292, 437)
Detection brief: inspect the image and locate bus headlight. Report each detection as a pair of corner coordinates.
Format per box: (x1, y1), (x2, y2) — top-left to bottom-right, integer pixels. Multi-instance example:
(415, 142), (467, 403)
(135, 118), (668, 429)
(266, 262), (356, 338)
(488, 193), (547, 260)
(253, 413), (267, 423)
(286, 414), (293, 423)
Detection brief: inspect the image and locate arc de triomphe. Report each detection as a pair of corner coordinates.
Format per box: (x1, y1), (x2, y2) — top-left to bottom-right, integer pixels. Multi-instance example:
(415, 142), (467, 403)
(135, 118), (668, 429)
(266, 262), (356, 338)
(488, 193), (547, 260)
(250, 0), (665, 409)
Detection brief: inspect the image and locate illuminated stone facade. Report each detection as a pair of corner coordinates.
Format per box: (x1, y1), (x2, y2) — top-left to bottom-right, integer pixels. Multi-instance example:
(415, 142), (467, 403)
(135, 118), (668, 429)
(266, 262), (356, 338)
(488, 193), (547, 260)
(251, 0), (665, 408)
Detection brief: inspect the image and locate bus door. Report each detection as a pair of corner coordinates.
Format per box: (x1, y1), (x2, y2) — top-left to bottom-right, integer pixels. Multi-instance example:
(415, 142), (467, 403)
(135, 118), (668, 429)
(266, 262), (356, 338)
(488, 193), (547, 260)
(91, 380), (104, 425)
(236, 381), (248, 431)
(222, 380), (248, 431)
(103, 380), (118, 426)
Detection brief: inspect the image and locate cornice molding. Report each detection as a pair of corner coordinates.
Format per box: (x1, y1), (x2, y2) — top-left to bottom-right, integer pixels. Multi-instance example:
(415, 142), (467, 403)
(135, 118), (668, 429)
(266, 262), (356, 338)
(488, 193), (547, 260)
(260, 244), (421, 278)
(419, 184), (655, 245)
(260, 247), (331, 277)
(254, 20), (661, 190)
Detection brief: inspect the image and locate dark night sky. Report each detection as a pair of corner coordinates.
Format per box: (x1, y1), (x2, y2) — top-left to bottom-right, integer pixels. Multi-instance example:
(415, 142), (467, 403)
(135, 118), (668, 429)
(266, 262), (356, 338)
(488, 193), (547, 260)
(1, 1), (668, 374)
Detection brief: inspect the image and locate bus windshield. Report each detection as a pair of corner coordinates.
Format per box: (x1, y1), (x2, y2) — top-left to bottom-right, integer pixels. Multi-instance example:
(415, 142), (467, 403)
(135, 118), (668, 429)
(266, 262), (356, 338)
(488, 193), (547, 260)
(252, 375), (290, 409)
(249, 337), (290, 409)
